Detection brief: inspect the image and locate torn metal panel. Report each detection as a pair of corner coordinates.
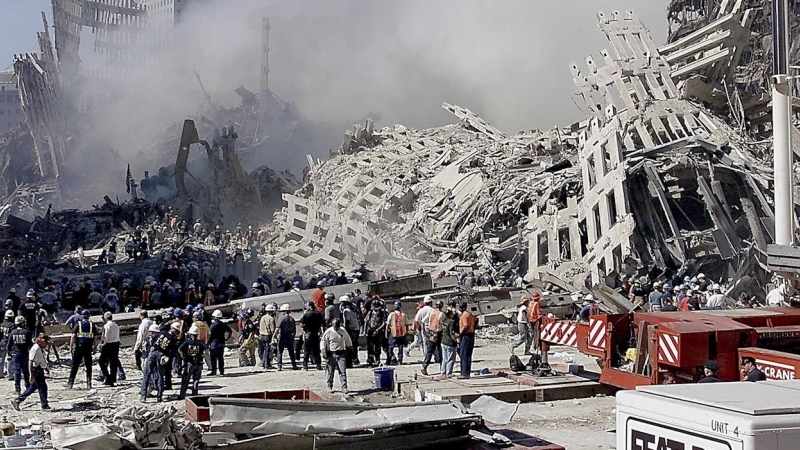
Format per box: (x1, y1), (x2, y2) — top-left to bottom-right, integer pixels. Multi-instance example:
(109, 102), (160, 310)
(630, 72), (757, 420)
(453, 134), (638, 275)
(208, 398), (481, 435)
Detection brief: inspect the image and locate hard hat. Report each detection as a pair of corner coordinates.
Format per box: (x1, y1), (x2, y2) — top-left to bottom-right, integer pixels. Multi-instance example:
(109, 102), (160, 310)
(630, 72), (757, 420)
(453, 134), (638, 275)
(531, 292), (541, 300)
(325, 293), (335, 300)
(423, 295), (433, 304)
(394, 301), (402, 309)
(109, 288), (116, 293)
(317, 281), (324, 287)
(196, 303), (204, 310)
(174, 308), (182, 316)
(698, 273), (706, 279)
(186, 305), (194, 313)
(15, 316), (25, 326)
(4, 299), (12, 307)
(279, 303), (290, 312)
(170, 322), (182, 331)
(161, 309), (172, 319)
(683, 276), (691, 282)
(207, 282), (215, 288)
(103, 312), (113, 320)
(266, 304), (277, 312)
(26, 292), (34, 299)
(653, 282), (661, 289)
(246, 308), (254, 317)
(711, 283), (721, 291)
(82, 309), (91, 318)
(686, 289), (694, 296)
(9, 288), (15, 293)
(339, 295), (351, 303)
(252, 282), (260, 288)
(212, 310), (223, 318)
(148, 324), (160, 333)
(193, 311), (203, 319)
(4, 310), (13, 319)
(663, 284), (672, 290)
(435, 300), (444, 309)
(187, 325), (199, 335)
(584, 294), (594, 301)
(518, 296), (528, 304)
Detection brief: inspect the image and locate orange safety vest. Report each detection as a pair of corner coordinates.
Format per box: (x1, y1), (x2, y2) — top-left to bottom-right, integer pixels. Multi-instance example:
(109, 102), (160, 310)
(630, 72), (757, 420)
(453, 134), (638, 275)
(388, 312), (407, 337)
(141, 290), (150, 305)
(528, 302), (541, 323)
(427, 310), (443, 333)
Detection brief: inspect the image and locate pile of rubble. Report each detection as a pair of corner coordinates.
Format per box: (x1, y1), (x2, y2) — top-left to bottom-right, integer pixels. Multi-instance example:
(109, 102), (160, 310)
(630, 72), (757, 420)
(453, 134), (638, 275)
(263, 7), (783, 301)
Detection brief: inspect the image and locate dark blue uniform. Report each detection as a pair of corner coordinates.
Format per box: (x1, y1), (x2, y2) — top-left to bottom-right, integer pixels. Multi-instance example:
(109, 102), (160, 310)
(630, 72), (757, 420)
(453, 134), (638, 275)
(68, 320), (97, 387)
(178, 337), (206, 397)
(141, 330), (173, 401)
(0, 319), (13, 379)
(208, 320), (230, 375)
(7, 327), (32, 393)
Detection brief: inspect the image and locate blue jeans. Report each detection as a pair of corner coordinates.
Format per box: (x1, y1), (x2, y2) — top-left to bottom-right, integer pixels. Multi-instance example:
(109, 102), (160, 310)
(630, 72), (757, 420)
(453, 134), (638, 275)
(140, 350), (165, 399)
(441, 344), (456, 375)
(326, 351), (348, 389)
(17, 367), (47, 407)
(179, 362), (202, 397)
(459, 334), (475, 378)
(388, 336), (406, 364)
(12, 353), (29, 393)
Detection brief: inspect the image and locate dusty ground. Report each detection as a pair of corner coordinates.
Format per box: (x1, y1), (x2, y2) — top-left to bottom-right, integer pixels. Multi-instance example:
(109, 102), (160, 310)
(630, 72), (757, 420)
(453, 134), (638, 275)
(0, 337), (616, 449)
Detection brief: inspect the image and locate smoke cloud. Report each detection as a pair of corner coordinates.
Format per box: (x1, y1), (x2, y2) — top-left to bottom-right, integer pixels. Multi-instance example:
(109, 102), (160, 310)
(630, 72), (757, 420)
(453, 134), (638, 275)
(72, 0), (668, 192)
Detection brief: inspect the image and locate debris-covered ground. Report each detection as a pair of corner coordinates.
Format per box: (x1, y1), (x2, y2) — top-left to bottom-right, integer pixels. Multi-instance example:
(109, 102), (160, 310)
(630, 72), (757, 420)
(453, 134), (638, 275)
(0, 340), (614, 450)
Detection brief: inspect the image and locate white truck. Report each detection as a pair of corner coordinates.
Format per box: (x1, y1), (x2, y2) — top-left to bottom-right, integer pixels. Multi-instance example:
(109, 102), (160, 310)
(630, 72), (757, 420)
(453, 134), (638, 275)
(616, 380), (800, 449)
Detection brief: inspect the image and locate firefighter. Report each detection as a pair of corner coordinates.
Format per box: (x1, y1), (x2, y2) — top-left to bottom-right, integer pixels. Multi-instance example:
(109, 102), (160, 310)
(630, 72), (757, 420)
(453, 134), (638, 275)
(273, 304), (297, 371)
(66, 309), (98, 390)
(7, 316), (32, 396)
(177, 325), (206, 399)
(238, 309), (257, 367)
(141, 321), (180, 402)
(0, 310), (14, 379)
(208, 309), (230, 376)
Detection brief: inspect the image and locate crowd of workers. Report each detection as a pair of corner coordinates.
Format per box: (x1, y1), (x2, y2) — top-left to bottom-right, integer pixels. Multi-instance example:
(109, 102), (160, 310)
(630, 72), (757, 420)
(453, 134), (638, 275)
(0, 265), (479, 409)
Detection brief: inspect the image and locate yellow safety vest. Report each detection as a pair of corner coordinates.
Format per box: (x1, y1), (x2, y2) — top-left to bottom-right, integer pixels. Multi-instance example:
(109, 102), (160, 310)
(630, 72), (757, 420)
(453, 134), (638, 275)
(77, 322), (93, 339)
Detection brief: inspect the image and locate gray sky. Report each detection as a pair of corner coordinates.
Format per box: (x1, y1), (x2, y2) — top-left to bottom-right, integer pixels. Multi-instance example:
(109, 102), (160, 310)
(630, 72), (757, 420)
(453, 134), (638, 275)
(0, 1), (668, 134)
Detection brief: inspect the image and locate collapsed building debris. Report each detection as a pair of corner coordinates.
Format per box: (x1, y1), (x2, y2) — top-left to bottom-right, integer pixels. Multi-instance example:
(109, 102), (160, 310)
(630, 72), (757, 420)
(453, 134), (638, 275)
(262, 9), (782, 303)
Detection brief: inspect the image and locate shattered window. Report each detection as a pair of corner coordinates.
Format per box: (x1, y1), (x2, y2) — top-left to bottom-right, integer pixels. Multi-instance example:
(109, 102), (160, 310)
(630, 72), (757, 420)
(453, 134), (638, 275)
(578, 219), (588, 256)
(587, 155), (597, 188)
(607, 192), (618, 225)
(558, 228), (571, 260)
(537, 232), (549, 265)
(592, 205), (602, 243)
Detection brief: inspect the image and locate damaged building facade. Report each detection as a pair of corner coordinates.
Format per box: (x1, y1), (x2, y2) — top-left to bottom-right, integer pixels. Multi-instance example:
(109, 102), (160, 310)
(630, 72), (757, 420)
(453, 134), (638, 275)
(264, 6), (786, 299)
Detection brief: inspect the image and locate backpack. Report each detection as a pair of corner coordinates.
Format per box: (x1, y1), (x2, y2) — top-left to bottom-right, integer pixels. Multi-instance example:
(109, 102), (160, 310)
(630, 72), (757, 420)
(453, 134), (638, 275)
(509, 354), (526, 372)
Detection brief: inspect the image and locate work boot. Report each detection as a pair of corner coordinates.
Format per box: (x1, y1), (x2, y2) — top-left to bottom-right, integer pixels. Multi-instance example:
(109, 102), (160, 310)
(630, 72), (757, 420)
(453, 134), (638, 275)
(87, 381), (92, 389)
(140, 395), (146, 402)
(41, 404), (51, 410)
(206, 371), (216, 376)
(65, 382), (73, 389)
(421, 365), (429, 376)
(10, 399), (19, 411)
(156, 397), (163, 403)
(176, 395), (185, 401)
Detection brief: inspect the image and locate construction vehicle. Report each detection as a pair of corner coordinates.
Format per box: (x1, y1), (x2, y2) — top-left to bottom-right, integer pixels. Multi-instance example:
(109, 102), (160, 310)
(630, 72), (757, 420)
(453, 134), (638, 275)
(538, 308), (800, 389)
(617, 380), (800, 449)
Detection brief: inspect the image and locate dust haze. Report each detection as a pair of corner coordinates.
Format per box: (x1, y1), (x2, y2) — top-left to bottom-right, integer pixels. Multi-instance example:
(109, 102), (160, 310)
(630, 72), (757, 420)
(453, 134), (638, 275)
(78, 0), (668, 179)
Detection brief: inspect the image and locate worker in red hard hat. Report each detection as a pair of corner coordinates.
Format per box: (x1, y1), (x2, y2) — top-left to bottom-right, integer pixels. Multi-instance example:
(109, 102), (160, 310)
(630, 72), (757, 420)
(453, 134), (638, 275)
(527, 292), (542, 350)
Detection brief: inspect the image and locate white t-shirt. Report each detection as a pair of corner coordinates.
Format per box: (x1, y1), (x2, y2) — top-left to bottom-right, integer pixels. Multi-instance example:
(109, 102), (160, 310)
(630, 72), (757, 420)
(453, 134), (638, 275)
(517, 305), (529, 324)
(415, 305), (433, 325)
(766, 288), (784, 307)
(706, 294), (727, 309)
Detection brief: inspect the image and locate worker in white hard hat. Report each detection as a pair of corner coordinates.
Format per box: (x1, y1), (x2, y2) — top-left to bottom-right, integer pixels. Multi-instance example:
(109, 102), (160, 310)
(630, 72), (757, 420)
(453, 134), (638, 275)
(705, 284), (727, 310)
(207, 309), (230, 376)
(273, 304), (298, 370)
(177, 325), (206, 400)
(412, 296), (436, 360)
(140, 321), (179, 402)
(259, 304), (277, 370)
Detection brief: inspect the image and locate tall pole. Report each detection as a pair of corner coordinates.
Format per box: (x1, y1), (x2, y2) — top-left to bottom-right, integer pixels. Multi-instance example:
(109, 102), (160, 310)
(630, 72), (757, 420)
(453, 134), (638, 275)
(773, 0), (794, 246)
(260, 17), (270, 95)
